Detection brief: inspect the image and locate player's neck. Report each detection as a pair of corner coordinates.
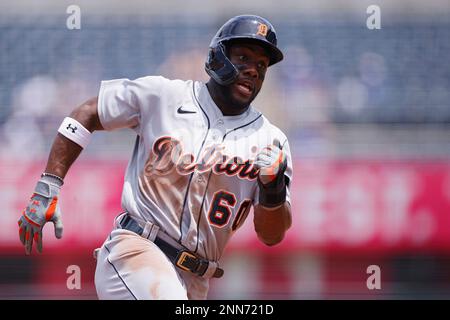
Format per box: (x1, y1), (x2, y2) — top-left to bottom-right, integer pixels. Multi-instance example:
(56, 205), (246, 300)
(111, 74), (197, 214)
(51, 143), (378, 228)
(206, 80), (249, 116)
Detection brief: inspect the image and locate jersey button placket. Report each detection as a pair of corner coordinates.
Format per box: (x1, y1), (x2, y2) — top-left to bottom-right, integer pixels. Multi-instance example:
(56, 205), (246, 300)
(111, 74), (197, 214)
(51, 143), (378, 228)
(209, 126), (223, 142)
(213, 119), (225, 141)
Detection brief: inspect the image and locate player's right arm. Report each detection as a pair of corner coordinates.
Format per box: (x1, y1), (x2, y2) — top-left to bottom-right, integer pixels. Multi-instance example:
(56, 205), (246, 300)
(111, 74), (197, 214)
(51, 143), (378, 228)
(45, 97), (103, 178)
(18, 97), (103, 255)
(19, 75), (166, 254)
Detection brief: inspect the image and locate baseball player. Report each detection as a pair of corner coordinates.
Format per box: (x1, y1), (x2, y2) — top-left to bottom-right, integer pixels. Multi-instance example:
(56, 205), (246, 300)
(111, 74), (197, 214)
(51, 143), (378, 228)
(18, 15), (293, 300)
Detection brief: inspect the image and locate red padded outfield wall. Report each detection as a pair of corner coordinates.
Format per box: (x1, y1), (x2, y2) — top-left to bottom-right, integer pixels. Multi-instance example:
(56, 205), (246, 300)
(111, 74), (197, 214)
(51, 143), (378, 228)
(1, 159), (450, 253)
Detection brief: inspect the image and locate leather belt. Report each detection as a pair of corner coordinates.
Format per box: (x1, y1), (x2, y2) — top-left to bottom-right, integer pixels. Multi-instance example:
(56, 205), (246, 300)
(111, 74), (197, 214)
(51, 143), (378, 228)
(119, 214), (224, 278)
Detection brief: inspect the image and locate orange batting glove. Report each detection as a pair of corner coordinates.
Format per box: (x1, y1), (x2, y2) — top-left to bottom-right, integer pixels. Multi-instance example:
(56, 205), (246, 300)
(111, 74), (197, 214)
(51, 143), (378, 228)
(18, 174), (64, 255)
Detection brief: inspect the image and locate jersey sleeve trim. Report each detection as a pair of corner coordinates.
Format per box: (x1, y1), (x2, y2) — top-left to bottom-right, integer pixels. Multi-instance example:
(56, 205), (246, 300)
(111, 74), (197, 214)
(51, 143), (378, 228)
(97, 80), (110, 131)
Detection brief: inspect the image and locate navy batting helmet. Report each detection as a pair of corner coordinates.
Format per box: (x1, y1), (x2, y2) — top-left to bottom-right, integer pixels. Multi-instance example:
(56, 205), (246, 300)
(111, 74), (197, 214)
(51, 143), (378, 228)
(205, 15), (284, 85)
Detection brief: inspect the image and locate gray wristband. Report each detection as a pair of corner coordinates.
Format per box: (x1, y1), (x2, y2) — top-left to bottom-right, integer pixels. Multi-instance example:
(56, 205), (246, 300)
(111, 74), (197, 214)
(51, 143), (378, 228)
(34, 173), (63, 199)
(41, 172), (64, 187)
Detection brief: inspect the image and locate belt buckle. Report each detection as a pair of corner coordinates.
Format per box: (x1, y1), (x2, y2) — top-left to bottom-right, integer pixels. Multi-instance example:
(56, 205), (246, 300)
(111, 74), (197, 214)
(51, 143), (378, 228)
(176, 251), (197, 272)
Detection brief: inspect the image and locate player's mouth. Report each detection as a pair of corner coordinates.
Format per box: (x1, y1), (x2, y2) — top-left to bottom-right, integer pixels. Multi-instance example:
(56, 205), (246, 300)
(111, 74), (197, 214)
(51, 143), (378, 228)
(234, 79), (255, 98)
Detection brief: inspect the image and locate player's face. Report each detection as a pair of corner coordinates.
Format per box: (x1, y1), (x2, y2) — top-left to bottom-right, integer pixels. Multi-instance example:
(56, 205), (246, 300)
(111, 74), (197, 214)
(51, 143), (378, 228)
(227, 43), (270, 106)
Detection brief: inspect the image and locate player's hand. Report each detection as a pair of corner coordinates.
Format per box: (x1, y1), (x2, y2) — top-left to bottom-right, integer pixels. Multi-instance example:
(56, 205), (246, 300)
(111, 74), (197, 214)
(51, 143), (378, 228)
(18, 176), (64, 255)
(254, 138), (287, 186)
(254, 139), (288, 208)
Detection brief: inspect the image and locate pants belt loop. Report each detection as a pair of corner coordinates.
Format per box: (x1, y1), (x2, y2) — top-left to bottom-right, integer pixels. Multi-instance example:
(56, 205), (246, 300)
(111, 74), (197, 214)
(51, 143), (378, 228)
(141, 221), (159, 242)
(202, 261), (219, 279)
(114, 211), (128, 229)
(148, 223), (159, 242)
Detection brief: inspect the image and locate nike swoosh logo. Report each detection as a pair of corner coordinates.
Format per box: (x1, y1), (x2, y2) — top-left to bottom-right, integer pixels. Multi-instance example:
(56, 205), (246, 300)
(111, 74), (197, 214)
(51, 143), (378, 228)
(177, 106), (196, 114)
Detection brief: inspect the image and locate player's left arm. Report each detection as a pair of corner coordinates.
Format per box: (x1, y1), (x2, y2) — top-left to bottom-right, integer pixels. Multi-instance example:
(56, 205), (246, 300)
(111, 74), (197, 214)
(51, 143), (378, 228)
(253, 139), (292, 246)
(254, 202), (292, 246)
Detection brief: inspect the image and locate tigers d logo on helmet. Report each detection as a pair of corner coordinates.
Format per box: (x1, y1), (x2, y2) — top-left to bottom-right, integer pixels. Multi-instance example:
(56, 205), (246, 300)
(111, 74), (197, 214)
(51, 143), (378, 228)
(257, 23), (268, 36)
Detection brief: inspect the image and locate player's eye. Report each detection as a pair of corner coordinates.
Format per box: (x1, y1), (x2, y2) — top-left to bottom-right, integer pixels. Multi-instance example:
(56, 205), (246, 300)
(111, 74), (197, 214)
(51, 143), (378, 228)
(258, 62), (267, 71)
(238, 55), (247, 62)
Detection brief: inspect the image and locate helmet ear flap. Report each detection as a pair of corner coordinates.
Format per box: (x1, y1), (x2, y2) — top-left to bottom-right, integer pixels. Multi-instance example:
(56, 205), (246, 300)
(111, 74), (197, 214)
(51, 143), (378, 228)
(205, 43), (239, 86)
(206, 47), (224, 70)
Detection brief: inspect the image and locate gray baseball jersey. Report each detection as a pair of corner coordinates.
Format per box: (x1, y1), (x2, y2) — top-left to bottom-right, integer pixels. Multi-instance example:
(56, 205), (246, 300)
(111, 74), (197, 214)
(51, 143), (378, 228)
(98, 76), (293, 262)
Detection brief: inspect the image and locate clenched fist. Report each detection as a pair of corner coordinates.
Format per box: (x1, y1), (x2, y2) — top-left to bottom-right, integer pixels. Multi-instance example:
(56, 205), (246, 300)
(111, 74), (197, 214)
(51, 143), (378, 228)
(18, 174), (64, 255)
(254, 139), (288, 208)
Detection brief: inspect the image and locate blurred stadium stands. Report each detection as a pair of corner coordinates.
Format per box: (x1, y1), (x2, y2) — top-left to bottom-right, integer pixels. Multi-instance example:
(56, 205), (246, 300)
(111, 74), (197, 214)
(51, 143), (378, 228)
(1, 13), (449, 158)
(0, 0), (449, 299)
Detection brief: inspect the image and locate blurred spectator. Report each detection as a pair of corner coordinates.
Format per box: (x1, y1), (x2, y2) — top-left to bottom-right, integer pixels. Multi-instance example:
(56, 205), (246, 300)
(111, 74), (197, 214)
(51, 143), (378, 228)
(157, 47), (209, 82)
(1, 75), (57, 158)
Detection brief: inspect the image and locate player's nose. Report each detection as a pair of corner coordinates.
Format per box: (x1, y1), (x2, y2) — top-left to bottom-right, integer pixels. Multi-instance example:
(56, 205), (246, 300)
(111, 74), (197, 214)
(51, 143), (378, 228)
(241, 63), (259, 79)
